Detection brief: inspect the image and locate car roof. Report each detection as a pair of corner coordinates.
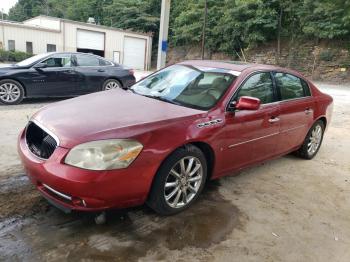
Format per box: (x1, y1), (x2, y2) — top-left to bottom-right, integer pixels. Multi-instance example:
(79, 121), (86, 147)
(179, 60), (288, 73)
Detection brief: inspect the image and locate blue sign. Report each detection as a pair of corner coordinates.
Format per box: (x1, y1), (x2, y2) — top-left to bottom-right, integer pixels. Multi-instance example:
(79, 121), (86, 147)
(161, 40), (168, 52)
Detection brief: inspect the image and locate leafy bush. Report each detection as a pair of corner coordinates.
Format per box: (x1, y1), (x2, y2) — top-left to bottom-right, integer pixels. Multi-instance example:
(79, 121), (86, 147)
(0, 50), (33, 63)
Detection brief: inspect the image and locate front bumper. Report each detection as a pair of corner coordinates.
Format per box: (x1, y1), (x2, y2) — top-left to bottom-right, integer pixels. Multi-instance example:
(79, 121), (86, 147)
(18, 129), (157, 212)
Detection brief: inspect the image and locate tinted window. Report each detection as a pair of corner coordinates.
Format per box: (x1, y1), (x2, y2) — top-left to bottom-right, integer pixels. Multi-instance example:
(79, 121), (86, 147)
(301, 79), (311, 96)
(47, 44), (56, 52)
(274, 73), (305, 100)
(42, 54), (72, 68)
(99, 59), (112, 66)
(236, 72), (274, 104)
(76, 55), (99, 66)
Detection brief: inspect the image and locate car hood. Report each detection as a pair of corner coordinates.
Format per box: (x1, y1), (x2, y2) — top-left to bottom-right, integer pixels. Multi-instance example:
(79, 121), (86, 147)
(0, 65), (28, 74)
(32, 89), (206, 148)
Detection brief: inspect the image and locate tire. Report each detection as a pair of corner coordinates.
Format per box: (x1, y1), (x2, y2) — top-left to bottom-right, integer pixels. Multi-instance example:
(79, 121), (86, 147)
(102, 79), (122, 91)
(0, 79), (25, 105)
(147, 145), (207, 215)
(296, 120), (325, 159)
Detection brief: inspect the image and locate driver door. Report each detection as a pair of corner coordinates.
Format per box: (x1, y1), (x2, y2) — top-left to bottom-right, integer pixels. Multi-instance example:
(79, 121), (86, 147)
(28, 54), (78, 97)
(221, 72), (280, 173)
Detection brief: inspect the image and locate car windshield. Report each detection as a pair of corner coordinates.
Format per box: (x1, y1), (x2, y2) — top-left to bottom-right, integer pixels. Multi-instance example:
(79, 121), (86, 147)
(131, 65), (236, 110)
(16, 53), (51, 67)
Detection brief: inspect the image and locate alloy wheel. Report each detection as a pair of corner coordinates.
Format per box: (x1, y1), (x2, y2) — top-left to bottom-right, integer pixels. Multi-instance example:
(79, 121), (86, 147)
(164, 156), (203, 208)
(0, 82), (21, 103)
(104, 80), (121, 90)
(307, 124), (323, 155)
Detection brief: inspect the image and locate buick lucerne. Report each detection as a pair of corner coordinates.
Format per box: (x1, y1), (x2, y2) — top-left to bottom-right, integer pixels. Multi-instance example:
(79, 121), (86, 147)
(18, 60), (333, 215)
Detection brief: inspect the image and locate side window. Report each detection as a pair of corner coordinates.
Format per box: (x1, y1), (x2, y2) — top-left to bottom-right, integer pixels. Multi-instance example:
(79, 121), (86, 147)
(274, 73), (305, 100)
(236, 72), (274, 104)
(301, 79), (311, 96)
(76, 55), (99, 66)
(41, 55), (72, 68)
(99, 59), (112, 66)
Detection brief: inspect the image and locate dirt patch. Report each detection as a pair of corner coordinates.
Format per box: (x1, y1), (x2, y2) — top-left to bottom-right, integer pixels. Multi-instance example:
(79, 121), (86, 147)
(0, 172), (48, 219)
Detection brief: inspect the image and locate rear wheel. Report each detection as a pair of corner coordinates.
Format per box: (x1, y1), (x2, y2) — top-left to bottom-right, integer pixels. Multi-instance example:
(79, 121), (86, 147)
(147, 145), (207, 215)
(296, 120), (325, 159)
(102, 79), (122, 91)
(0, 79), (24, 105)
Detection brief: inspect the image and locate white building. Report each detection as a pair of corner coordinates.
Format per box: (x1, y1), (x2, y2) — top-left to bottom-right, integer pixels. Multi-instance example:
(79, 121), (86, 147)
(0, 15), (153, 70)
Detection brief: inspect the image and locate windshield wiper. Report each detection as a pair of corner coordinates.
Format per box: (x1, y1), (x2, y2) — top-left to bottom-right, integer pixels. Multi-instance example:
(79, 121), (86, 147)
(142, 94), (181, 106)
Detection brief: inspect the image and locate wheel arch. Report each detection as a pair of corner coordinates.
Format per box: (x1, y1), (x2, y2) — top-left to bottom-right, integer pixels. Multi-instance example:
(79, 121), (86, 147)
(187, 141), (215, 182)
(315, 116), (327, 128)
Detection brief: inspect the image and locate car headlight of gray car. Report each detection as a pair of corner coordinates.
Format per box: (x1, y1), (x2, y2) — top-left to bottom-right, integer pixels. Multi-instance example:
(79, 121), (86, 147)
(64, 139), (143, 170)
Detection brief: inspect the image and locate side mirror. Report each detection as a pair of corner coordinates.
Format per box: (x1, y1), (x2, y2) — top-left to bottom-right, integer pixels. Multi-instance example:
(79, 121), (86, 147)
(33, 63), (47, 69)
(234, 96), (261, 110)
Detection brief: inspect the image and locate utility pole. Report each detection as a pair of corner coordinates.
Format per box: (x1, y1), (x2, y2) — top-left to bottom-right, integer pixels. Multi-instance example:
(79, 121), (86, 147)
(157, 0), (171, 70)
(201, 0), (208, 60)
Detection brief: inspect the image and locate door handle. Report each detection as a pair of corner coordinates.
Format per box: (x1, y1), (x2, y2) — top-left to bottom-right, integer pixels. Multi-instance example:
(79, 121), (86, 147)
(305, 108), (313, 115)
(269, 117), (280, 123)
(98, 69), (105, 72)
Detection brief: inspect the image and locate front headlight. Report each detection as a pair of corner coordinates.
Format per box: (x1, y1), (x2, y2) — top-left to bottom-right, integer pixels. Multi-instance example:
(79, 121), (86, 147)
(64, 139), (143, 170)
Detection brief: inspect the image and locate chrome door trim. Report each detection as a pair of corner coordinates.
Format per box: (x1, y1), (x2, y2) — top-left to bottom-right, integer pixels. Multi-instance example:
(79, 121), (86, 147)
(280, 124), (306, 133)
(228, 132), (279, 148)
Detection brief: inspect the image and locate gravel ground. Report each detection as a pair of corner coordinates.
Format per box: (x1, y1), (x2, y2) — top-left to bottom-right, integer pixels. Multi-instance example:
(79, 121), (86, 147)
(0, 82), (349, 261)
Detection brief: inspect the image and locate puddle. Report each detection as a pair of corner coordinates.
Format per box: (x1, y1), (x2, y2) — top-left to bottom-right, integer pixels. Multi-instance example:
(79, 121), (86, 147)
(0, 180), (244, 261)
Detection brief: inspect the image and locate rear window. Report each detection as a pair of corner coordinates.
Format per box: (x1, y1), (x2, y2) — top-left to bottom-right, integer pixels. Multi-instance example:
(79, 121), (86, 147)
(274, 72), (305, 100)
(76, 55), (99, 66)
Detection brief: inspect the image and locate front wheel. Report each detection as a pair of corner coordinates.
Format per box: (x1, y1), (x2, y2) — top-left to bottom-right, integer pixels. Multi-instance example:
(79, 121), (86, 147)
(0, 79), (25, 105)
(296, 120), (325, 159)
(147, 145), (207, 215)
(102, 79), (122, 91)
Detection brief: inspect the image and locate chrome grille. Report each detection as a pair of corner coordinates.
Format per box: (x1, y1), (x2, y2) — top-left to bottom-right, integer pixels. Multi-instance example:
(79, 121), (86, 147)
(25, 122), (57, 159)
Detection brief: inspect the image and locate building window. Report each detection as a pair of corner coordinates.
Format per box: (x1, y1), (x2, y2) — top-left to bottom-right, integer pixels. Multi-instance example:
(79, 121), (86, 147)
(26, 42), (33, 54)
(47, 44), (56, 52)
(8, 40), (15, 51)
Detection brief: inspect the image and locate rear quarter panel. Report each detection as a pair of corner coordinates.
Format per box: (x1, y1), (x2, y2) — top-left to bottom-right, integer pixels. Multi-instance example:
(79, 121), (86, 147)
(309, 82), (334, 129)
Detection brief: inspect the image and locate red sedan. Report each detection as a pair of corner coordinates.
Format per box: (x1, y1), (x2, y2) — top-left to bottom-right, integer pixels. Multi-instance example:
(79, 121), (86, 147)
(18, 61), (333, 216)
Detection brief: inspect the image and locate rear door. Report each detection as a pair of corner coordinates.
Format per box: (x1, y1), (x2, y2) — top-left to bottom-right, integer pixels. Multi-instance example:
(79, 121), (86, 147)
(73, 54), (110, 94)
(222, 72), (280, 172)
(273, 72), (315, 154)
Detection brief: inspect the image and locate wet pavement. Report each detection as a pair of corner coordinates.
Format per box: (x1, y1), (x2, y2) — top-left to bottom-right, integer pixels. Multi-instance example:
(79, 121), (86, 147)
(0, 175), (244, 261)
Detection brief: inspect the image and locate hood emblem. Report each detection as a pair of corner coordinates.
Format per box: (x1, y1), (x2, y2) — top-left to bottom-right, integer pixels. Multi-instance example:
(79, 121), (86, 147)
(197, 119), (223, 128)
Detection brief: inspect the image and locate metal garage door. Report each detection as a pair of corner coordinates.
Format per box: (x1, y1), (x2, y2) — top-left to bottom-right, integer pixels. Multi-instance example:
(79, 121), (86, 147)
(77, 29), (105, 51)
(123, 36), (146, 70)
